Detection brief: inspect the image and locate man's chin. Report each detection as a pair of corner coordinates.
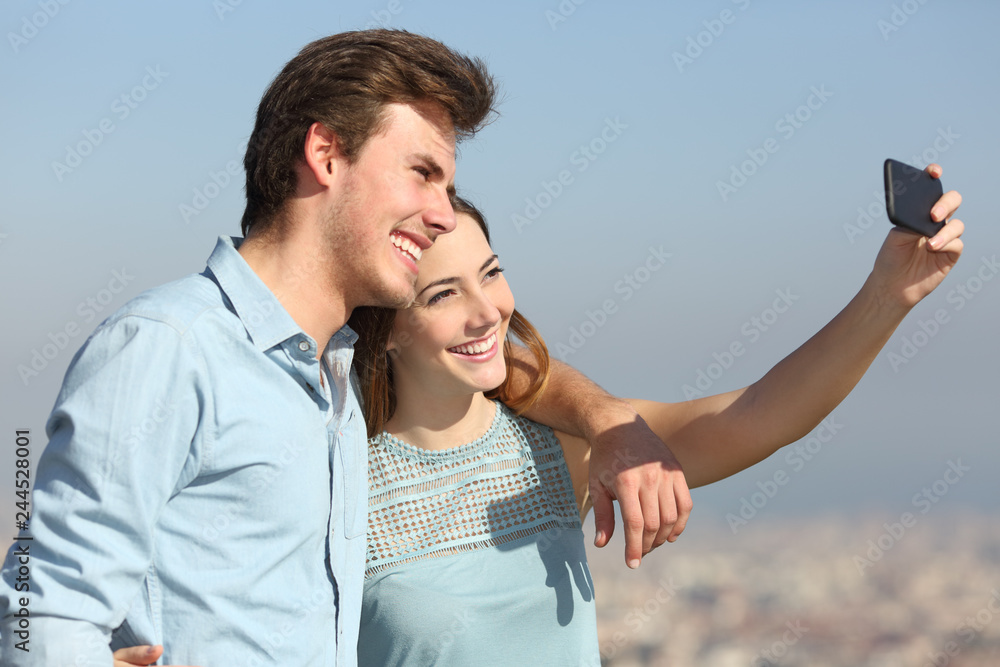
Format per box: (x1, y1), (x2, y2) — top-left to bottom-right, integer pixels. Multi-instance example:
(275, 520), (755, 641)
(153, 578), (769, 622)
(369, 283), (416, 310)
(392, 285), (418, 309)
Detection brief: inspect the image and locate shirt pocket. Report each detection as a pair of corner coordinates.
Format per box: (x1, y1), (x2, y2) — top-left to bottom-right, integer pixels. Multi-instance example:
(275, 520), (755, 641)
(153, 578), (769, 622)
(338, 409), (367, 539)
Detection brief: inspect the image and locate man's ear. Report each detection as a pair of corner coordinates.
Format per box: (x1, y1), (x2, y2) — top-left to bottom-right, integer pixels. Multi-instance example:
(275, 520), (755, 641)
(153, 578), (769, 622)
(301, 122), (344, 187)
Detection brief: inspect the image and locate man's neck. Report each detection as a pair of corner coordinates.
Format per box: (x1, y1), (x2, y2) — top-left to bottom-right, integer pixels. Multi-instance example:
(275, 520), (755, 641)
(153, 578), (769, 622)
(238, 231), (349, 357)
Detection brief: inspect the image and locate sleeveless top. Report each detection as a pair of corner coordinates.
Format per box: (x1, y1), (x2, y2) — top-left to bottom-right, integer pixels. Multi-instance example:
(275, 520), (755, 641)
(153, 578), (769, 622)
(358, 401), (601, 666)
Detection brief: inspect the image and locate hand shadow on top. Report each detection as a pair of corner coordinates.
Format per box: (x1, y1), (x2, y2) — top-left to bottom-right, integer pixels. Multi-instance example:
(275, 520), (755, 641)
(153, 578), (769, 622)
(487, 490), (593, 627)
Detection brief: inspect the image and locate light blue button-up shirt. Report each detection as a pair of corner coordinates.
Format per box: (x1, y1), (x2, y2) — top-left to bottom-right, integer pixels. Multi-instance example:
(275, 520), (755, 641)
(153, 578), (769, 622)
(0, 236), (367, 666)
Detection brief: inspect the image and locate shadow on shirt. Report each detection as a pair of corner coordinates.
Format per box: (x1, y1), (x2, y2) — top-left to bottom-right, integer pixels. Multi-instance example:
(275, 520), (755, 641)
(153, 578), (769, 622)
(486, 490), (594, 627)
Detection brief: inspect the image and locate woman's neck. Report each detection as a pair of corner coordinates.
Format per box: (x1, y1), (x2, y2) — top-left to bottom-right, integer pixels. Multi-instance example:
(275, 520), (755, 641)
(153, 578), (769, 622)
(385, 389), (496, 451)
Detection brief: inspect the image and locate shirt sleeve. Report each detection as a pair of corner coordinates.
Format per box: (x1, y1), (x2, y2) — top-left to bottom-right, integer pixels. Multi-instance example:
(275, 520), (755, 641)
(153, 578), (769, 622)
(0, 313), (207, 665)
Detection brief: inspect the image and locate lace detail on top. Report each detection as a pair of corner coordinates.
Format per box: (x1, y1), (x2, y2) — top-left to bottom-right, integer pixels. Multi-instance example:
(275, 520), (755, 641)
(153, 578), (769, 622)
(366, 402), (581, 578)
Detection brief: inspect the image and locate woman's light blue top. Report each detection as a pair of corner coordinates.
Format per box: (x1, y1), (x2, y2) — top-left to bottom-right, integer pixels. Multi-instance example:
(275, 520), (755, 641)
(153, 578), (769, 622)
(359, 401), (601, 666)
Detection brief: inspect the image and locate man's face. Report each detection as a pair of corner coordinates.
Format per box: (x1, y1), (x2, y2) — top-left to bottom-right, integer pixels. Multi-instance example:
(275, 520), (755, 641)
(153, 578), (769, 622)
(326, 101), (458, 311)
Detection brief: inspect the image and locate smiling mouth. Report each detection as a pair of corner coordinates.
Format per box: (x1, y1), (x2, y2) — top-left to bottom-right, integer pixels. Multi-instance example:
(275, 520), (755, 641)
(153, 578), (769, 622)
(447, 332), (498, 356)
(391, 232), (423, 263)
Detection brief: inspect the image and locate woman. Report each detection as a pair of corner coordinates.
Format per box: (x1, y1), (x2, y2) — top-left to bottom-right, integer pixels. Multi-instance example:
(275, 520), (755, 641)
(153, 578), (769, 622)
(350, 196), (601, 665)
(115, 175), (964, 666)
(350, 185), (965, 665)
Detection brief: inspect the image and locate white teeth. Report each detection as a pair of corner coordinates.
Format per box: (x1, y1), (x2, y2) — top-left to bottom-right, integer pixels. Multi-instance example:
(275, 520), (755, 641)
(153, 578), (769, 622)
(449, 333), (497, 356)
(391, 234), (422, 262)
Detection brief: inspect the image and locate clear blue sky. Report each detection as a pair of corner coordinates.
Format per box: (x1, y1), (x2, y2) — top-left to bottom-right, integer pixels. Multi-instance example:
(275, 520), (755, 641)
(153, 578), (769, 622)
(2, 0), (998, 536)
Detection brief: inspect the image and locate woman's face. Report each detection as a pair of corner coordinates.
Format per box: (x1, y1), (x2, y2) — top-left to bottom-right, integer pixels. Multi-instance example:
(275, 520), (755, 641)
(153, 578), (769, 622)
(387, 213), (515, 399)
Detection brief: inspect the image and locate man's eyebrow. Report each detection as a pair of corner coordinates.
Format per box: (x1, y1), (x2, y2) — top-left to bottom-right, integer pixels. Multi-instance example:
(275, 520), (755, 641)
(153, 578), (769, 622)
(413, 153), (445, 177)
(416, 255), (499, 298)
(412, 152), (455, 197)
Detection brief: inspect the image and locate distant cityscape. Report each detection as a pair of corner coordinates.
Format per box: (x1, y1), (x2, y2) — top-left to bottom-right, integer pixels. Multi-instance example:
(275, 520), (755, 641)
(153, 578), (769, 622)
(589, 511), (1000, 666)
(3, 504), (997, 664)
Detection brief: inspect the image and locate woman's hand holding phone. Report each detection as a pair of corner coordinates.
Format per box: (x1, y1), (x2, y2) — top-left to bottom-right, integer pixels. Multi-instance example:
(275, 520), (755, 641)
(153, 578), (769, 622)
(869, 162), (964, 310)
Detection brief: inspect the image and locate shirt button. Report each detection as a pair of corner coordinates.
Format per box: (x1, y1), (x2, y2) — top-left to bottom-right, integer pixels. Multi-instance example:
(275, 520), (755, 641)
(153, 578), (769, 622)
(298, 341), (310, 352)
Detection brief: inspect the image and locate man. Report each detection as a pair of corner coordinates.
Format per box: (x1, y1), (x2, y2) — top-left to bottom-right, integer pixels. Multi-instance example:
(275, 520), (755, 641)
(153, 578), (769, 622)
(0, 30), (689, 666)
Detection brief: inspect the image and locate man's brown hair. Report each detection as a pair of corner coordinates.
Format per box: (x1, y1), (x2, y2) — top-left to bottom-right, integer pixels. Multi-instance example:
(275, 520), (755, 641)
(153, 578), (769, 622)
(241, 29), (497, 237)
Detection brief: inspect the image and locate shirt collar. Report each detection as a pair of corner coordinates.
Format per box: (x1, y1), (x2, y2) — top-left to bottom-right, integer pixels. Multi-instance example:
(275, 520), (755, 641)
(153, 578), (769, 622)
(333, 322), (359, 347)
(205, 236), (307, 352)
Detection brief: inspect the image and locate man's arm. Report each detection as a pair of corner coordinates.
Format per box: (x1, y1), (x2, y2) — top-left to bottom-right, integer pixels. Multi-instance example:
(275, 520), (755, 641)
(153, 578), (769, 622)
(509, 347), (692, 569)
(0, 316), (203, 665)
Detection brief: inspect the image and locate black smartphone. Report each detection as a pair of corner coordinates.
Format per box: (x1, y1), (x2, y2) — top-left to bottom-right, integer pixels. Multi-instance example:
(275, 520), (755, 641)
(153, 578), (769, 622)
(884, 159), (944, 237)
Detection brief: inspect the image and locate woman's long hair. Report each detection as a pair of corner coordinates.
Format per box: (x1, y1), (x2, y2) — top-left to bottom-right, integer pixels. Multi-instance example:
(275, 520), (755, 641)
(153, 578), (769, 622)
(349, 196), (551, 439)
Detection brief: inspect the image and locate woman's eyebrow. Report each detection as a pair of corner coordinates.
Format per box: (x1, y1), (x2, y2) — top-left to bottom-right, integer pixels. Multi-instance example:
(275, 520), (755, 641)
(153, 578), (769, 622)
(415, 255), (498, 298)
(478, 254), (499, 272)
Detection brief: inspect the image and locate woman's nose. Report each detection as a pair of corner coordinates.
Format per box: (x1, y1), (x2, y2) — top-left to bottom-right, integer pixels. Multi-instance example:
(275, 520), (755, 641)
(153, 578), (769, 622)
(467, 288), (501, 331)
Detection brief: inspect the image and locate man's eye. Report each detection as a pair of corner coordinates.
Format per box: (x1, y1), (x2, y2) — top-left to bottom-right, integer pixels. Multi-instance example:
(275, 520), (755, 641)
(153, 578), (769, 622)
(414, 167), (431, 179)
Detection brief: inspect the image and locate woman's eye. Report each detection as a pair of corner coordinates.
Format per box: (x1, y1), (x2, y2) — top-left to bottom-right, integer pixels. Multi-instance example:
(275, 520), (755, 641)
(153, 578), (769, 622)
(485, 266), (505, 281)
(427, 289), (455, 305)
